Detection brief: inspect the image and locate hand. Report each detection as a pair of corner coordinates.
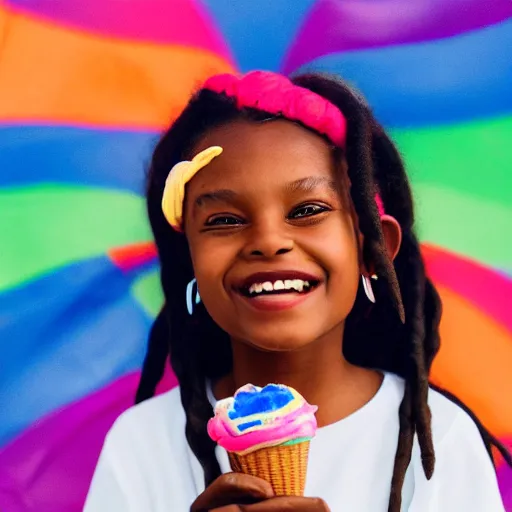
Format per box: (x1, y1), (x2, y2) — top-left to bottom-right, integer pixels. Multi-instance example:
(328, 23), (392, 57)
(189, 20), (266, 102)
(209, 497), (331, 511)
(190, 473), (330, 511)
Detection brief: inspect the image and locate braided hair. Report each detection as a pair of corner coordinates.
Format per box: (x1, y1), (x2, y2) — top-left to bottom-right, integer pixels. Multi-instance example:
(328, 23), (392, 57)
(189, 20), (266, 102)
(139, 73), (509, 511)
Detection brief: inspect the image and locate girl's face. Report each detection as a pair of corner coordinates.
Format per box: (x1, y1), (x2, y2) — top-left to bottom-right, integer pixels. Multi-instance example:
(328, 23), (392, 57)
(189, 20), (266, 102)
(184, 119), (361, 352)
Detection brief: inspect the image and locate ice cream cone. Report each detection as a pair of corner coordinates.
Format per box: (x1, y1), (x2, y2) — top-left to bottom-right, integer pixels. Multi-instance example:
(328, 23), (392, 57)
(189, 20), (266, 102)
(208, 383), (317, 497)
(228, 440), (310, 496)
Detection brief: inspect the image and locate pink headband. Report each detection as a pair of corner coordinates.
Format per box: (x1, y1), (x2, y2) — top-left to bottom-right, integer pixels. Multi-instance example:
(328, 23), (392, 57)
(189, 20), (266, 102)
(202, 71), (385, 217)
(204, 71), (347, 149)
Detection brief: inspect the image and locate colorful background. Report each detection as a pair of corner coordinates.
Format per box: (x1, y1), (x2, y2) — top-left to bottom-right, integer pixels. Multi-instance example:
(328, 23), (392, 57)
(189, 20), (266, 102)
(0, 0), (511, 510)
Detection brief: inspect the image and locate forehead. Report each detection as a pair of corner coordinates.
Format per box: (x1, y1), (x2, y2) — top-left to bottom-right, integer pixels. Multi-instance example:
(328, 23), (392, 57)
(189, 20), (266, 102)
(187, 119), (337, 191)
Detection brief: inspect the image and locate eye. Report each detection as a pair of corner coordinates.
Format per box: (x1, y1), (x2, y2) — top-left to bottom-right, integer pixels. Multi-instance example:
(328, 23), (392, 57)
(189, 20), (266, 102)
(204, 214), (245, 227)
(289, 203), (329, 219)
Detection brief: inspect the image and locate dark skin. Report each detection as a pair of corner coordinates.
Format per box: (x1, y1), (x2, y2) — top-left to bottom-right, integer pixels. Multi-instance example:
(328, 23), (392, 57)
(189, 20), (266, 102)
(184, 119), (401, 511)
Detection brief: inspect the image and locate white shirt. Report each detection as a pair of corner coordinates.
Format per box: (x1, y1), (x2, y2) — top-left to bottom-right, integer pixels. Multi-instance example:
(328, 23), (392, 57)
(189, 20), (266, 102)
(83, 373), (504, 511)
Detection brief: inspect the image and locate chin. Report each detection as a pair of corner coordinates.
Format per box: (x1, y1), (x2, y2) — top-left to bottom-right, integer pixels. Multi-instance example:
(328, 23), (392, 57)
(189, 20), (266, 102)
(237, 323), (323, 352)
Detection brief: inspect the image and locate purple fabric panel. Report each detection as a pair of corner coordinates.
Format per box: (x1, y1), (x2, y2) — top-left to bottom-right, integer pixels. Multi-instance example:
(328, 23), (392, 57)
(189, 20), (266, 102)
(282, 0), (512, 73)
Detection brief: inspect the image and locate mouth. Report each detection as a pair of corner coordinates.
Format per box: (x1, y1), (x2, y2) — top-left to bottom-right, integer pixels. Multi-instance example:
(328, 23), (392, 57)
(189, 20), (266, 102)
(234, 271), (322, 311)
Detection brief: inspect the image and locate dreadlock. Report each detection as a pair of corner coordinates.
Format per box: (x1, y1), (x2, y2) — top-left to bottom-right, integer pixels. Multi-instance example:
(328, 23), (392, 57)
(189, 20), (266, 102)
(135, 307), (168, 403)
(138, 73), (510, 510)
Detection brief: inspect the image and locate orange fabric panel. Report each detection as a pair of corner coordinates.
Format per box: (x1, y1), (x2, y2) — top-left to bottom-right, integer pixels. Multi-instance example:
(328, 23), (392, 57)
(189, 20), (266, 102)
(0, 6), (234, 128)
(431, 285), (512, 436)
(0, 3), (8, 36)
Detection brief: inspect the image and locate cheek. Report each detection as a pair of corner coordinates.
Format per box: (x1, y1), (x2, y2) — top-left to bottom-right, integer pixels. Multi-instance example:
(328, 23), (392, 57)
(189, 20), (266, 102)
(188, 238), (236, 323)
(329, 240), (360, 298)
(311, 215), (360, 272)
(189, 237), (234, 282)
(309, 216), (361, 298)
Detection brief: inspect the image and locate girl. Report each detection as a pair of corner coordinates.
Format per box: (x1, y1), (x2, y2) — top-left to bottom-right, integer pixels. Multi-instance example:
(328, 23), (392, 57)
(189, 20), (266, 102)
(84, 71), (509, 511)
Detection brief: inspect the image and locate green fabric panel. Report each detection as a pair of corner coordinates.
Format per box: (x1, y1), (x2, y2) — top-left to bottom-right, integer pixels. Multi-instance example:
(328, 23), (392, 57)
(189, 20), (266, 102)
(0, 185), (150, 291)
(413, 183), (511, 267)
(131, 269), (163, 318)
(392, 115), (512, 209)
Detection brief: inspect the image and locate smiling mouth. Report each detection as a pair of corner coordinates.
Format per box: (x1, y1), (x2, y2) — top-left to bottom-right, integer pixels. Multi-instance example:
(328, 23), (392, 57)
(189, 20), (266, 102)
(238, 278), (321, 298)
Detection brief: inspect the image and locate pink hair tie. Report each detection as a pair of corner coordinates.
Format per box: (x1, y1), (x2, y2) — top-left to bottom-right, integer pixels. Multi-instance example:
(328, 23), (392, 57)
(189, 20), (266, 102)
(375, 193), (385, 216)
(204, 71), (347, 149)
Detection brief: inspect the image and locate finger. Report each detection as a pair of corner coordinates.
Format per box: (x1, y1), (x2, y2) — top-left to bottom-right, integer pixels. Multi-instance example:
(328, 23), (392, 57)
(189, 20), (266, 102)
(239, 496), (331, 511)
(190, 473), (274, 511)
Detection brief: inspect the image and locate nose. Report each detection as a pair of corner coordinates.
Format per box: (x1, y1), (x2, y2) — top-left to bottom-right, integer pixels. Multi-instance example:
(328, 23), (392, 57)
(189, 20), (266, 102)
(241, 220), (294, 259)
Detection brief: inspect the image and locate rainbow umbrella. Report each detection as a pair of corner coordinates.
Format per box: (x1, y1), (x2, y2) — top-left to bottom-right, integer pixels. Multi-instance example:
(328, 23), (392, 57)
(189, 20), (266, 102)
(0, 0), (510, 509)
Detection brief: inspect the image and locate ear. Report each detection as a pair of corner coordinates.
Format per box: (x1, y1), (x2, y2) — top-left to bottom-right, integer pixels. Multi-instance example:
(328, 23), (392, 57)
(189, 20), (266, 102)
(360, 215), (401, 275)
(380, 214), (402, 261)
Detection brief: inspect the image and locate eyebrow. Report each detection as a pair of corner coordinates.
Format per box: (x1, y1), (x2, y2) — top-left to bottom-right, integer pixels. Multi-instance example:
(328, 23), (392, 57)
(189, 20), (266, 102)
(285, 176), (339, 194)
(193, 176), (339, 209)
(194, 189), (238, 208)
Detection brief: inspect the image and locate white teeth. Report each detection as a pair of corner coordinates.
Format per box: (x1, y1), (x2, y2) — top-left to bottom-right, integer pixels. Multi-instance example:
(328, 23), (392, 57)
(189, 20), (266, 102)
(247, 279), (313, 295)
(248, 283), (264, 294)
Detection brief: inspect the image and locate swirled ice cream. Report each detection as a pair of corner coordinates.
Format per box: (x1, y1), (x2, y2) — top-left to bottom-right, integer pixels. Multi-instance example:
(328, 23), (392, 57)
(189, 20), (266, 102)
(207, 383), (318, 456)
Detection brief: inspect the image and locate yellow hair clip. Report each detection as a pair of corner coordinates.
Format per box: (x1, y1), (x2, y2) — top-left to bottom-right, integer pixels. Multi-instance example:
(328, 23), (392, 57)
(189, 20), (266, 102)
(161, 146), (223, 231)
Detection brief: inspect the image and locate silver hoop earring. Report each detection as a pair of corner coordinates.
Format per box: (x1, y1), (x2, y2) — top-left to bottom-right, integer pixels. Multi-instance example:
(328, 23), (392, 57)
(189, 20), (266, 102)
(362, 275), (376, 303)
(186, 278), (201, 315)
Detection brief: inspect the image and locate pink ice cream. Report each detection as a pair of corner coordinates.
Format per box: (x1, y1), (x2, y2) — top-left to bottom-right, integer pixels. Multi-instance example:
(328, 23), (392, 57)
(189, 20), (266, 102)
(207, 383), (318, 455)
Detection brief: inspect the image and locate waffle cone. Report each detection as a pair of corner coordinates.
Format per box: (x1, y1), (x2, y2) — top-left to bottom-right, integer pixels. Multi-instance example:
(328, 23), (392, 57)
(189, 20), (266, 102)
(228, 441), (310, 496)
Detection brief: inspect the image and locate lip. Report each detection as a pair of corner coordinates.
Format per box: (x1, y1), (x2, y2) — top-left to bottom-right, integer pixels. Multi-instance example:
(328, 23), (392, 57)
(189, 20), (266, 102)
(234, 270), (322, 291)
(236, 289), (318, 312)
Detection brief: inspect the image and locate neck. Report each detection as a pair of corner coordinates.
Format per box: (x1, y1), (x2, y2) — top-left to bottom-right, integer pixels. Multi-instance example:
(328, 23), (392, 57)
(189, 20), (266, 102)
(214, 324), (383, 427)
